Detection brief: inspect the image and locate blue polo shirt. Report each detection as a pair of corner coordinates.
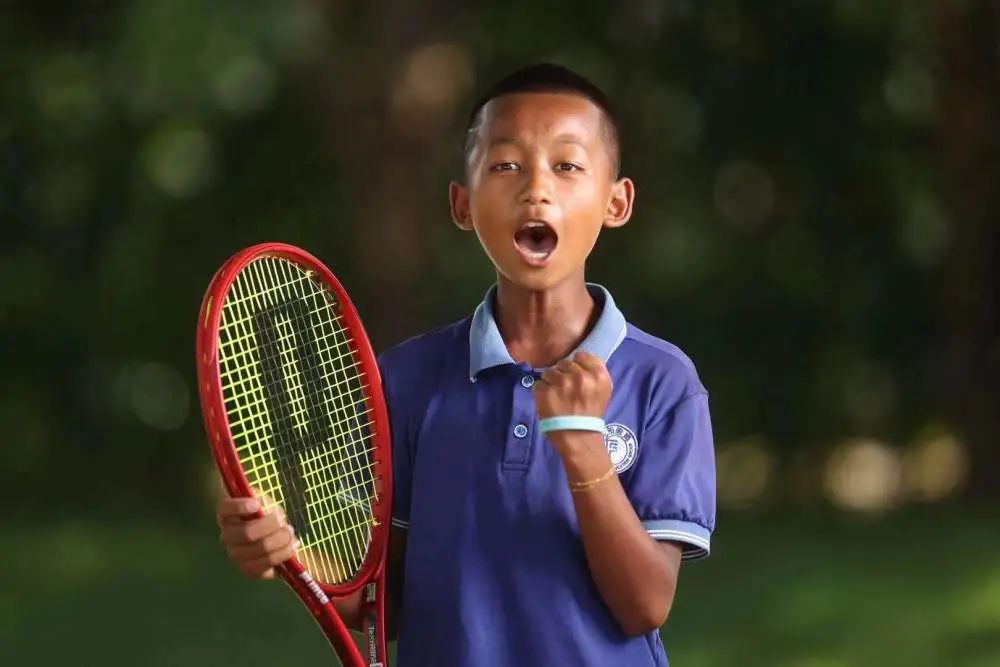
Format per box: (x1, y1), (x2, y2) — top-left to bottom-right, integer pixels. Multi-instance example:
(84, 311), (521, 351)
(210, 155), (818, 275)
(378, 284), (716, 667)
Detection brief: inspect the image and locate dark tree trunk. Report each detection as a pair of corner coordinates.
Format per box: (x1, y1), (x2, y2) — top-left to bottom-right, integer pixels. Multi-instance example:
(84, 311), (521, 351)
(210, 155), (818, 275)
(294, 0), (468, 349)
(934, 0), (1000, 498)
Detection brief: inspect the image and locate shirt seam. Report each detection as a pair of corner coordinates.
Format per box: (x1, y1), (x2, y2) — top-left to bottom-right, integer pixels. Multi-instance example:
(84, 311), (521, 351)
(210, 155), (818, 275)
(621, 328), (700, 376)
(643, 390), (708, 431)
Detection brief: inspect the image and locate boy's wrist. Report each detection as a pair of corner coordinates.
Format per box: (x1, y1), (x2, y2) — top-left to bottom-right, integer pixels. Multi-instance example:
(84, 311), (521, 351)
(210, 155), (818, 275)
(549, 431), (612, 483)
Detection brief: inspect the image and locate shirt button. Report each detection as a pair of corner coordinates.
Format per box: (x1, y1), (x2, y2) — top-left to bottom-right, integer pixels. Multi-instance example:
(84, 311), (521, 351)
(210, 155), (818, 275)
(520, 375), (535, 388)
(513, 423), (528, 439)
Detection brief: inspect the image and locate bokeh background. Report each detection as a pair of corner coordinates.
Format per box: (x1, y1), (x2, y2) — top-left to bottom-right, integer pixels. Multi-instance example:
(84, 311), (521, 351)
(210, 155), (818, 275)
(3, 1), (999, 665)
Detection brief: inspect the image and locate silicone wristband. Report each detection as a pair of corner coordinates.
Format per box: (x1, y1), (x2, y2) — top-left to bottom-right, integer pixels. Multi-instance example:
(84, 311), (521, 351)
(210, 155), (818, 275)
(538, 416), (606, 434)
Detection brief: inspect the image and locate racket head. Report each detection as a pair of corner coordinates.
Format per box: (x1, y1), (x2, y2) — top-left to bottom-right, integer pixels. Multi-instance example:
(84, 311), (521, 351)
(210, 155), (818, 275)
(197, 242), (392, 598)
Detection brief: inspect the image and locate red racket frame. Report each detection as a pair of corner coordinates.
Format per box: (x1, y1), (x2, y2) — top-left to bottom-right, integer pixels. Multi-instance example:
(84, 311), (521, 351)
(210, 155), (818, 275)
(196, 242), (392, 667)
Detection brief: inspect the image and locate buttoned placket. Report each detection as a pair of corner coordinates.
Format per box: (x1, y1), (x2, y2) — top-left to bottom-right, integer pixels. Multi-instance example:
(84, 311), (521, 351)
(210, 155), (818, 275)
(502, 363), (541, 471)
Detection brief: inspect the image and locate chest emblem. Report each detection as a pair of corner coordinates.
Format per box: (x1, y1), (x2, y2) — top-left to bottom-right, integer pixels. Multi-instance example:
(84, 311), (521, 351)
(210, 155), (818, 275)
(603, 423), (638, 473)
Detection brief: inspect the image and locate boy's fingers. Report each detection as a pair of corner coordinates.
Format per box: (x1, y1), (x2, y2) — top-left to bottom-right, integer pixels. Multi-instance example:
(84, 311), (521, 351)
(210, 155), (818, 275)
(573, 351), (604, 373)
(574, 353), (612, 390)
(227, 526), (298, 562)
(254, 491), (279, 510)
(554, 359), (579, 374)
(220, 511), (288, 545)
(541, 363), (573, 383)
(216, 496), (261, 523)
(218, 495), (286, 525)
(239, 540), (300, 577)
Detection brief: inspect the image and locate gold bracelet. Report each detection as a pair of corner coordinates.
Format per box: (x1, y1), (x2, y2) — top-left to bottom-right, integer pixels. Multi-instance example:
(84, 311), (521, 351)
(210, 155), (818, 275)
(569, 463), (617, 493)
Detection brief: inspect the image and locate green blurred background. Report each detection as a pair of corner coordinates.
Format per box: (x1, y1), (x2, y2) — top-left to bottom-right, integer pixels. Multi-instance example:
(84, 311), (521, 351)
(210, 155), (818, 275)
(3, 1), (999, 665)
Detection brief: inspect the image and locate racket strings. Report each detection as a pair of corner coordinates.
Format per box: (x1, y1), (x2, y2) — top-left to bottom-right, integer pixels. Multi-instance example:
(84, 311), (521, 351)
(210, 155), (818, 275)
(217, 256), (378, 585)
(229, 259), (373, 583)
(222, 262), (361, 582)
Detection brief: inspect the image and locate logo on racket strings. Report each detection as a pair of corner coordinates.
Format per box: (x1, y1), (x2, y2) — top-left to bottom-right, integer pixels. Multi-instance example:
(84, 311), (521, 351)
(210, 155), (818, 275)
(251, 299), (338, 540)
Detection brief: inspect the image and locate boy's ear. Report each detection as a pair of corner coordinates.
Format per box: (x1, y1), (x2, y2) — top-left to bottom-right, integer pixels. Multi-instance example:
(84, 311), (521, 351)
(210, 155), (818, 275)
(449, 181), (474, 231)
(603, 177), (635, 229)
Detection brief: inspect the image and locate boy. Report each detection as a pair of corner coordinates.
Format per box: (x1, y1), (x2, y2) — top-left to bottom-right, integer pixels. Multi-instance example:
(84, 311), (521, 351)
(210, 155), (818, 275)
(217, 63), (716, 666)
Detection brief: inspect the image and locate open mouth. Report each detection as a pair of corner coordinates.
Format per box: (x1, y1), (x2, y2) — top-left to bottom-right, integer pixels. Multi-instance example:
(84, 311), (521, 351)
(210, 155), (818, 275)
(513, 221), (558, 265)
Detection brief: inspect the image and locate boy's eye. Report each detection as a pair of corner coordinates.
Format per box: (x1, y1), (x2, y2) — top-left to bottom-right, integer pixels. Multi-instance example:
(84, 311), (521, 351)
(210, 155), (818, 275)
(490, 162), (519, 172)
(556, 162), (583, 172)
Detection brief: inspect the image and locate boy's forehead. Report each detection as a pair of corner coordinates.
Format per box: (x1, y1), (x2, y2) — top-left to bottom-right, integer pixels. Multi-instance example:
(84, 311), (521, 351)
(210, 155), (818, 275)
(478, 92), (604, 142)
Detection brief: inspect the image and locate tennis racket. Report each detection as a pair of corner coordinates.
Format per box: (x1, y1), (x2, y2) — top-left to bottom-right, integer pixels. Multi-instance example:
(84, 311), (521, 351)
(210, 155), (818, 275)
(196, 242), (392, 666)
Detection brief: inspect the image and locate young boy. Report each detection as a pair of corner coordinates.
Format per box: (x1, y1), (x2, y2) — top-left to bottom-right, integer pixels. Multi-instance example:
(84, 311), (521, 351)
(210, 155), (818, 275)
(217, 63), (716, 666)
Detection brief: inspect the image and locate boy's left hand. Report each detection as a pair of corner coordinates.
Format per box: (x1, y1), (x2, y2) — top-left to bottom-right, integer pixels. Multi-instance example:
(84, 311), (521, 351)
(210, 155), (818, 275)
(533, 350), (612, 425)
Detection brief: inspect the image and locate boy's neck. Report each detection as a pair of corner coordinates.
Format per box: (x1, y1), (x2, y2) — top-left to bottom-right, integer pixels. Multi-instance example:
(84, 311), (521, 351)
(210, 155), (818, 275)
(494, 271), (599, 369)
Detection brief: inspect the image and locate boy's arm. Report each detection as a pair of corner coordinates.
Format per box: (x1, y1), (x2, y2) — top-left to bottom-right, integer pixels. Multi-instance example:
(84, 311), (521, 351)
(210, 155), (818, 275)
(533, 351), (686, 636)
(558, 437), (682, 635)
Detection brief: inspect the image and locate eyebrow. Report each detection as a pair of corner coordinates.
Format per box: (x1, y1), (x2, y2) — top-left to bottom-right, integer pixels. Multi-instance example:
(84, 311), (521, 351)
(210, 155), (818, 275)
(486, 133), (589, 149)
(487, 137), (517, 149)
(553, 133), (587, 146)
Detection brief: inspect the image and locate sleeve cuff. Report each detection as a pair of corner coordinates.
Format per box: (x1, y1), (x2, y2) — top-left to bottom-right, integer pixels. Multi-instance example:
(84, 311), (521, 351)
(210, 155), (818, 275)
(391, 517), (410, 529)
(642, 519), (711, 561)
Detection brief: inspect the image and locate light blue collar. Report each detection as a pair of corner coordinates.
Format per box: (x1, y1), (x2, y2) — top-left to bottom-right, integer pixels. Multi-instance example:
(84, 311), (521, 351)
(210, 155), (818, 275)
(468, 283), (627, 381)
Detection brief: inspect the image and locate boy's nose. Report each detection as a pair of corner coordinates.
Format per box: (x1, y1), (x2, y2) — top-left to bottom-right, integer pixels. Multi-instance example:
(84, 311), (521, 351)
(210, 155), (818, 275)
(520, 168), (553, 205)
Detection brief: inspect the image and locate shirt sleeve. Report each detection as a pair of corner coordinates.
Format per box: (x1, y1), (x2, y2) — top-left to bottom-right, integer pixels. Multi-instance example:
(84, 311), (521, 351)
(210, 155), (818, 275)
(378, 357), (412, 530)
(625, 391), (716, 561)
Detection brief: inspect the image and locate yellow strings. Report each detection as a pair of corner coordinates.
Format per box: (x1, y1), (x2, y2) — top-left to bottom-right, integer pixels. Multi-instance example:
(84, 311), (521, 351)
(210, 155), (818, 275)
(217, 256), (378, 584)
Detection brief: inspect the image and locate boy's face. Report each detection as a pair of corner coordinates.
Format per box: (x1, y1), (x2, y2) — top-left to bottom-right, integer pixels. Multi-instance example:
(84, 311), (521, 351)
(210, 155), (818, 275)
(450, 92), (634, 292)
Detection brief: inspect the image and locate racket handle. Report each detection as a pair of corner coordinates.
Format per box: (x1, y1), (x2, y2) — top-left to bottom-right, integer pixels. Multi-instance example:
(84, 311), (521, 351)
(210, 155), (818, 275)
(359, 572), (388, 667)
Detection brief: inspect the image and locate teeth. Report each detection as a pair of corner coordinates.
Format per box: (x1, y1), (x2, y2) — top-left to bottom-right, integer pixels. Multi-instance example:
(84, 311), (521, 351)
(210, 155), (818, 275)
(524, 221), (546, 229)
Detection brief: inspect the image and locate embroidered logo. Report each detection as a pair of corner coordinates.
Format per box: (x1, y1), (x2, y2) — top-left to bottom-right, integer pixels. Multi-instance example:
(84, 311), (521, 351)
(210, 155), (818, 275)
(603, 423), (638, 473)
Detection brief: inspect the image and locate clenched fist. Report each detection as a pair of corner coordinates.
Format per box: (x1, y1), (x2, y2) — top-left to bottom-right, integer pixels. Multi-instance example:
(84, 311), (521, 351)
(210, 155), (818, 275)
(533, 350), (613, 424)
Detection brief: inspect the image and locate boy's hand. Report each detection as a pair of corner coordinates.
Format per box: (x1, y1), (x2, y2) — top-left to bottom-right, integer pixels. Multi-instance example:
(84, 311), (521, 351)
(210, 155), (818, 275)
(534, 350), (613, 462)
(533, 350), (612, 421)
(216, 494), (299, 580)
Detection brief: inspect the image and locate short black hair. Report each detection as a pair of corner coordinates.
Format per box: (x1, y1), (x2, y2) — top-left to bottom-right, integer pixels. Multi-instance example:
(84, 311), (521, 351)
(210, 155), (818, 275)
(463, 63), (621, 177)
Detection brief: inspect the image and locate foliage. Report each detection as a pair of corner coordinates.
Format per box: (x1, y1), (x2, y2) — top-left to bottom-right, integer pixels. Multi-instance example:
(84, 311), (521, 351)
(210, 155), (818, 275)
(2, 2), (997, 512)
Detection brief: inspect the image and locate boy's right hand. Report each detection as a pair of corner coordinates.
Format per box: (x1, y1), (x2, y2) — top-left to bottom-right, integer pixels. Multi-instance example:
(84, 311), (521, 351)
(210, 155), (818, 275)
(216, 496), (300, 580)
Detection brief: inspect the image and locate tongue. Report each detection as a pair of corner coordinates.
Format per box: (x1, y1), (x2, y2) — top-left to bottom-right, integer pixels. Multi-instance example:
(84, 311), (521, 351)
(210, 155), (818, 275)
(516, 228), (556, 254)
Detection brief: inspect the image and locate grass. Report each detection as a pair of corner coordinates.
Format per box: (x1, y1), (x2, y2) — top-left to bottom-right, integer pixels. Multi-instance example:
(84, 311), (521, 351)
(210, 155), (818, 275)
(3, 507), (999, 666)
